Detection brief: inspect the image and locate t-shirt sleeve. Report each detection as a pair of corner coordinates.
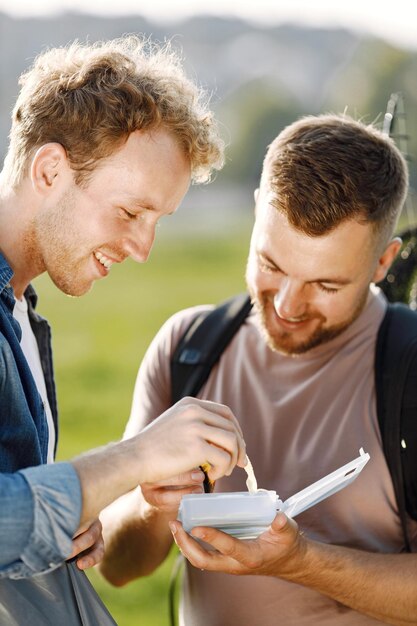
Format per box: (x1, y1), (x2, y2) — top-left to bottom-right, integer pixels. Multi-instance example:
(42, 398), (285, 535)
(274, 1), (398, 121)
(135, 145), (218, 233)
(124, 305), (213, 439)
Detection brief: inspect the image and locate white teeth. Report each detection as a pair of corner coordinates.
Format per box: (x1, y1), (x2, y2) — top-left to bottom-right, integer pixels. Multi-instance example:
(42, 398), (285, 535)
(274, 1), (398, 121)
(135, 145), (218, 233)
(94, 251), (113, 270)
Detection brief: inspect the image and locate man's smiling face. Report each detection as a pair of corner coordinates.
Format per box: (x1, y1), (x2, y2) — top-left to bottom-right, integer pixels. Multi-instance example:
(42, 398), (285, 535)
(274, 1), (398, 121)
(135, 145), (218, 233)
(32, 129), (191, 297)
(245, 190), (389, 355)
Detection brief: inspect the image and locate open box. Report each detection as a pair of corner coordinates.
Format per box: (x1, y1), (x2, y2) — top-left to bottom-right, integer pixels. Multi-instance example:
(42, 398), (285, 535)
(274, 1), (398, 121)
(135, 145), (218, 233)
(178, 448), (370, 539)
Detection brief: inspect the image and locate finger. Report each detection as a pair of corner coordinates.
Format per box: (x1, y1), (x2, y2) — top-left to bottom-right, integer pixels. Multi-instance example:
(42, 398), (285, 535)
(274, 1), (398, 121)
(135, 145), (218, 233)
(269, 513), (298, 535)
(144, 483), (204, 509)
(70, 519), (102, 558)
(237, 440), (247, 469)
(179, 397), (244, 439)
(76, 536), (105, 570)
(169, 521), (237, 572)
(267, 513), (301, 548)
(199, 425), (245, 477)
(141, 469), (205, 490)
(165, 401), (246, 467)
(73, 517), (102, 542)
(190, 526), (261, 571)
(200, 440), (236, 480)
(194, 411), (247, 469)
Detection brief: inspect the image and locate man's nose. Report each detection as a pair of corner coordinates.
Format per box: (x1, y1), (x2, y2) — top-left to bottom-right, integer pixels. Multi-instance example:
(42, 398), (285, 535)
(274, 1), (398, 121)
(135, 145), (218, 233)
(123, 220), (156, 263)
(273, 279), (307, 320)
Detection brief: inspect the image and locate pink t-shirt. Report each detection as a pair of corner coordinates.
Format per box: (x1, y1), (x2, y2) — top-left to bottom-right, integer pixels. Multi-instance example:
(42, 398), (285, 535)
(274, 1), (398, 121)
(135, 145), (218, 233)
(125, 287), (417, 625)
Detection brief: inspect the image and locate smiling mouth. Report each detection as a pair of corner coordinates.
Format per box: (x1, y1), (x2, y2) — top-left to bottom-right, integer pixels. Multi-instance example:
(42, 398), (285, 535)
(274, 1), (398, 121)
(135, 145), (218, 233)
(271, 305), (313, 329)
(277, 314), (307, 323)
(275, 315), (310, 330)
(94, 251), (114, 271)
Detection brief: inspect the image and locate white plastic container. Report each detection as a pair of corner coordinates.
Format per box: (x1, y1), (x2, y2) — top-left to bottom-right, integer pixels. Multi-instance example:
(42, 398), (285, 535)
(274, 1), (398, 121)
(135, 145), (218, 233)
(178, 448), (370, 539)
(179, 490), (278, 539)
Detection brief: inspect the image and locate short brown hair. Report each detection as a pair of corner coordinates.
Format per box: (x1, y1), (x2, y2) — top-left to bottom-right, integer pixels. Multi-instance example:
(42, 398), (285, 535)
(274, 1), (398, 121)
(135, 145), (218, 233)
(262, 113), (408, 244)
(3, 36), (224, 187)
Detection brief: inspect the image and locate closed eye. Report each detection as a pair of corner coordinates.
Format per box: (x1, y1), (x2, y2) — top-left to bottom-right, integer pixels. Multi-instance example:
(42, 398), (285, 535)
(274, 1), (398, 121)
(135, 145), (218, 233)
(258, 256), (281, 274)
(317, 283), (340, 294)
(118, 207), (137, 220)
(259, 261), (276, 273)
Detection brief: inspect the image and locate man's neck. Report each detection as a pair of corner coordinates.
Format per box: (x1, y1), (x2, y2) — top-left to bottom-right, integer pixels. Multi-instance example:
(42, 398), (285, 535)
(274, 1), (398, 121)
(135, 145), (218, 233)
(0, 179), (44, 300)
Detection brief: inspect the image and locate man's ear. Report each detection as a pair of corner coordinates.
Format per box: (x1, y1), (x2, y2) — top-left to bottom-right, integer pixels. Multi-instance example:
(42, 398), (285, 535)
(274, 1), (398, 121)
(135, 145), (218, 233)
(30, 143), (68, 195)
(373, 237), (402, 284)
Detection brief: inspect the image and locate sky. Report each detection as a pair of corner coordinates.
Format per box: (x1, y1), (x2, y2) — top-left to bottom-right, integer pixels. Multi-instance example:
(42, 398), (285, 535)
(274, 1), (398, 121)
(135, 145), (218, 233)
(0, 0), (416, 50)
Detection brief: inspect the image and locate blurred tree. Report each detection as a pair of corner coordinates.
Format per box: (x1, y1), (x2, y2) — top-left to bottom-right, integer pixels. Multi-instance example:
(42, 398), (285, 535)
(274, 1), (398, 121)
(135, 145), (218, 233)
(325, 39), (417, 191)
(219, 79), (304, 186)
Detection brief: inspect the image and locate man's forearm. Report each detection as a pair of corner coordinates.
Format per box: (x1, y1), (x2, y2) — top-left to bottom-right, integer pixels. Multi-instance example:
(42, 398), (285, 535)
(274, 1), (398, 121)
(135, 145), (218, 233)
(99, 489), (173, 586)
(71, 437), (146, 527)
(286, 539), (417, 625)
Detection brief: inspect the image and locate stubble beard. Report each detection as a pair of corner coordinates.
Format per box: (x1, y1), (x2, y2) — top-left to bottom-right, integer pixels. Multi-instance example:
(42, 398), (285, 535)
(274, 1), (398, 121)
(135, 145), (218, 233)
(249, 289), (369, 356)
(33, 190), (94, 297)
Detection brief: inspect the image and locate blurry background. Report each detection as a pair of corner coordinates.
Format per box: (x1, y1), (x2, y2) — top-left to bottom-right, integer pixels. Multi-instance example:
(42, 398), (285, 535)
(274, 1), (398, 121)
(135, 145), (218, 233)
(0, 1), (416, 623)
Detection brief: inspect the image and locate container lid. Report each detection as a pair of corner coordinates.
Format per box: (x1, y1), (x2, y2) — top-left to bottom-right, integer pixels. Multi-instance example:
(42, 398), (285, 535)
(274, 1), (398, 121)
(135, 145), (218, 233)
(280, 447), (370, 518)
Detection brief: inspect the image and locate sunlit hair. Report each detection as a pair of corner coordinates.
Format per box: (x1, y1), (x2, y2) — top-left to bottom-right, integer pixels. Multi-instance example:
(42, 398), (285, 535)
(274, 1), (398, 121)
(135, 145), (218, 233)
(3, 35), (224, 188)
(261, 113), (408, 247)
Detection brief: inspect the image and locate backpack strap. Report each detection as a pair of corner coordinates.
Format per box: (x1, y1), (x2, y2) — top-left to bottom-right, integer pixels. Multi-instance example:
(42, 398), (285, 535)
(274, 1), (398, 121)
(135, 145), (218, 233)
(170, 293), (253, 404)
(375, 302), (417, 551)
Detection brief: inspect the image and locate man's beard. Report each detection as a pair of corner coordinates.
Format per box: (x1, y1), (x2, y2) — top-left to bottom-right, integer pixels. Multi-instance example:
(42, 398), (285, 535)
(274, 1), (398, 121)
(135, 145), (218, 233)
(32, 189), (94, 297)
(250, 289), (369, 356)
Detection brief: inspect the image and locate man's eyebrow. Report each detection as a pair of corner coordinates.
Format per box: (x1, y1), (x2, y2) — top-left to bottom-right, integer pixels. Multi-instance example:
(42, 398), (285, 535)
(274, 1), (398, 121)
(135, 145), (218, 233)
(122, 196), (176, 216)
(257, 251), (351, 285)
(124, 196), (157, 211)
(307, 276), (352, 286)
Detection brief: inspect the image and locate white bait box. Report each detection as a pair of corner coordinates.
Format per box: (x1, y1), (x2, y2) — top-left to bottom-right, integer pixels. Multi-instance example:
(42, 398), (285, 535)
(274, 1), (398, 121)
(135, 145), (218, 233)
(178, 448), (370, 539)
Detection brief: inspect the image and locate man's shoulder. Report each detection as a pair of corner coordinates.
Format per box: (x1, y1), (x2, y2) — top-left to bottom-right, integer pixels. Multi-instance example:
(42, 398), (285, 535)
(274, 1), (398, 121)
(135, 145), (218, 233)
(169, 303), (215, 326)
(153, 299), (256, 359)
(375, 302), (417, 376)
(145, 304), (216, 358)
(379, 302), (417, 337)
(158, 304), (215, 341)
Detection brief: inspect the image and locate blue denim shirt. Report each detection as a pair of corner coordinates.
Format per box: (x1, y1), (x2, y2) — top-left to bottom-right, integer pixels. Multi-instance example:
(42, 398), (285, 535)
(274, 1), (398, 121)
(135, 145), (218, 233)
(0, 252), (82, 579)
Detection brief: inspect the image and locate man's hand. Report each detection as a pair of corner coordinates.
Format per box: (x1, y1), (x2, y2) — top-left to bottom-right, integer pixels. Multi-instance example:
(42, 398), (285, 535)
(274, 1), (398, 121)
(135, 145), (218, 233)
(168, 513), (306, 577)
(141, 469), (205, 518)
(68, 518), (105, 570)
(136, 397), (247, 485)
(72, 397), (246, 530)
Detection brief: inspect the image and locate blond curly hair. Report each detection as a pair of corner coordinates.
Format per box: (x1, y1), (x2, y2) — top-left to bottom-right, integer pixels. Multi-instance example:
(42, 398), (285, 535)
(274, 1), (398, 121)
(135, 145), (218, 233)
(3, 36), (224, 188)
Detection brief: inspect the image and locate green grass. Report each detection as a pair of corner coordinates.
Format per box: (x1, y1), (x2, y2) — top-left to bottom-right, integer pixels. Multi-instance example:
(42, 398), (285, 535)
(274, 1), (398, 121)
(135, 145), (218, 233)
(32, 223), (252, 626)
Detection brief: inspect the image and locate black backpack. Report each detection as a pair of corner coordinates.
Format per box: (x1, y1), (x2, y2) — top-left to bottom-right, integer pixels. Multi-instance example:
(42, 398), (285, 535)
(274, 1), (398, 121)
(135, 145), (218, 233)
(171, 292), (417, 552)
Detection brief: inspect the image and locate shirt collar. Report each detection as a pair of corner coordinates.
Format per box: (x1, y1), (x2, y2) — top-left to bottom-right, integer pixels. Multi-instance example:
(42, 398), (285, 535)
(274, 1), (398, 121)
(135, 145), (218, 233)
(0, 251), (13, 294)
(24, 283), (38, 310)
(0, 251), (38, 309)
